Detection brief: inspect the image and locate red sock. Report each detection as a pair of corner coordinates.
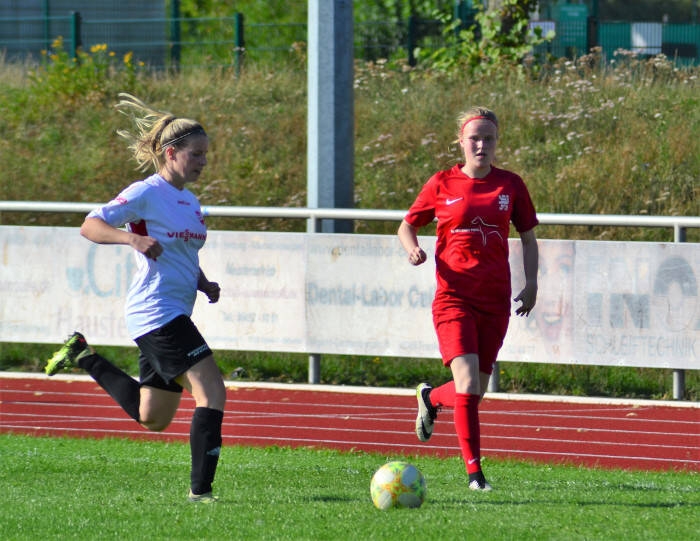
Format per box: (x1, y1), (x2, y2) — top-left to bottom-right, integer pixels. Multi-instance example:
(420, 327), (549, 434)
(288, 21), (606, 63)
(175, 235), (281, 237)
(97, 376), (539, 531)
(429, 380), (455, 408)
(454, 393), (481, 474)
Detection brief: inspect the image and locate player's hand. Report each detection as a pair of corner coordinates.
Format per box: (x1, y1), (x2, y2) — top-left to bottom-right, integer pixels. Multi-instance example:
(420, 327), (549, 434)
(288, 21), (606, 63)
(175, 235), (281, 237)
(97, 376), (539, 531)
(408, 247), (427, 266)
(131, 235), (163, 260)
(200, 281), (221, 304)
(514, 282), (537, 317)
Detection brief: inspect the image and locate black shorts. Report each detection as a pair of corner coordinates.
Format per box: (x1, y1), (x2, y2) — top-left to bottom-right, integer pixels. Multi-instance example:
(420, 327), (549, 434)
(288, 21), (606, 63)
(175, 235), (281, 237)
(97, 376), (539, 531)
(135, 315), (213, 393)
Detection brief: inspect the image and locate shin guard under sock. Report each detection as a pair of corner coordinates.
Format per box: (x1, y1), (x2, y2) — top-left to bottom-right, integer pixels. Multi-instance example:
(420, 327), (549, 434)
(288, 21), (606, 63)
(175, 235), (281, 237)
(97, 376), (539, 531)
(454, 393), (482, 474)
(429, 380), (456, 408)
(190, 407), (224, 495)
(78, 353), (141, 422)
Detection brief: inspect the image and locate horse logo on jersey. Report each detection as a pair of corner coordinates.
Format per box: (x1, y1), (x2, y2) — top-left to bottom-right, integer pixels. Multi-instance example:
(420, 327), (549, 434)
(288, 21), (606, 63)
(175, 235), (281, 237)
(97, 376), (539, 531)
(471, 217), (503, 246)
(451, 217), (503, 246)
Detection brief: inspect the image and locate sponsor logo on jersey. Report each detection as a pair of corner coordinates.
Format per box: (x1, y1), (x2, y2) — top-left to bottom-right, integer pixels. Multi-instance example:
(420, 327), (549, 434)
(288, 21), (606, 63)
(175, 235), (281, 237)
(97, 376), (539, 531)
(167, 229), (207, 242)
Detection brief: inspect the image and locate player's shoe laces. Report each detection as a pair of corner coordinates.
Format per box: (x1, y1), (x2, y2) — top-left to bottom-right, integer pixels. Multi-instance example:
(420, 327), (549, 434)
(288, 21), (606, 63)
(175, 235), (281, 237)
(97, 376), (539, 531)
(44, 332), (90, 376)
(415, 383), (438, 442)
(188, 490), (219, 504)
(468, 472), (493, 492)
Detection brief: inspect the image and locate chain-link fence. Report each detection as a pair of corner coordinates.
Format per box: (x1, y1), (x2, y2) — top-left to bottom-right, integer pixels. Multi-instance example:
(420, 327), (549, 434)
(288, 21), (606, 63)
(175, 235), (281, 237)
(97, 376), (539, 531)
(0, 10), (698, 70)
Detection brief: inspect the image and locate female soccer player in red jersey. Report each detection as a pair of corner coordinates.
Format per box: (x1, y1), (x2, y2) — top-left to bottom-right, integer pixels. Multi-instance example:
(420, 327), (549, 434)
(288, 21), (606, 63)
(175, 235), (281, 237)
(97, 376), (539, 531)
(398, 106), (539, 491)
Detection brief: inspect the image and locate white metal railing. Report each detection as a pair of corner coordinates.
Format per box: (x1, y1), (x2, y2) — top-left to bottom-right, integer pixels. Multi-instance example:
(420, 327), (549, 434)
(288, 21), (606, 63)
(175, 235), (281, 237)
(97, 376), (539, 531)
(2, 201), (698, 398)
(1, 201), (699, 241)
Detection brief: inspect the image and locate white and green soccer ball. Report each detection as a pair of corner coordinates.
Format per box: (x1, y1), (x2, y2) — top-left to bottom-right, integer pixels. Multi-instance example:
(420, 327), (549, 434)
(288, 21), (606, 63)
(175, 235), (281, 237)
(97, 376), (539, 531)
(370, 461), (426, 510)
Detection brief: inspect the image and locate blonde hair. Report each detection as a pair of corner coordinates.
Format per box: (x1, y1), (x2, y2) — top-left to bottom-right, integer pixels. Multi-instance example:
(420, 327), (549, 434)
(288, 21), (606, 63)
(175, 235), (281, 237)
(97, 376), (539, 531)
(115, 93), (206, 172)
(454, 106), (499, 143)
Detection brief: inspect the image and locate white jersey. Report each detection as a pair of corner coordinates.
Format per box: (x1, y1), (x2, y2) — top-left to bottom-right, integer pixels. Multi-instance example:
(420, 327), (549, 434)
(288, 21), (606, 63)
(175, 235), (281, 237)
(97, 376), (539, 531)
(88, 174), (207, 339)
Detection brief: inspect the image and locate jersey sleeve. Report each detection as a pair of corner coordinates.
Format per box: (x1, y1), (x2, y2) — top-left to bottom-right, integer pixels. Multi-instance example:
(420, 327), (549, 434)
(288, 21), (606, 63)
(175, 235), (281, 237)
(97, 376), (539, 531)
(404, 174), (439, 228)
(510, 175), (539, 233)
(87, 181), (147, 228)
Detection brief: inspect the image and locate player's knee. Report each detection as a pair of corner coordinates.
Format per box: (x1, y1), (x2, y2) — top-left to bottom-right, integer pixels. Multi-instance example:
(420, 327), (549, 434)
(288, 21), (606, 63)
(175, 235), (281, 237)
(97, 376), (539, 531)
(138, 412), (173, 432)
(204, 382), (227, 411)
(194, 377), (227, 410)
(140, 418), (169, 432)
(465, 380), (481, 395)
(215, 378), (227, 406)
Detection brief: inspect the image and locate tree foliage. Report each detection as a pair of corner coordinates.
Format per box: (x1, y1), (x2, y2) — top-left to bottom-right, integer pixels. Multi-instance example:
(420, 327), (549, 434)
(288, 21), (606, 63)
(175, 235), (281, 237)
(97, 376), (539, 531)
(172, 0), (698, 24)
(351, 0), (453, 22)
(417, 0), (553, 75)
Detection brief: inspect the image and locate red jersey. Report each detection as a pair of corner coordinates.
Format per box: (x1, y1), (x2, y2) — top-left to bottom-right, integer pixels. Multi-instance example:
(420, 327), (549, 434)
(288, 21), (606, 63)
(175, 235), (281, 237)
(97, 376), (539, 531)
(405, 164), (539, 315)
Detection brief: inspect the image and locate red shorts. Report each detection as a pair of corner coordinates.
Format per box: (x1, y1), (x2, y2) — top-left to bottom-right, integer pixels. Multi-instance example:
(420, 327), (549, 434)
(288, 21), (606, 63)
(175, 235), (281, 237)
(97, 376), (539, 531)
(432, 294), (509, 374)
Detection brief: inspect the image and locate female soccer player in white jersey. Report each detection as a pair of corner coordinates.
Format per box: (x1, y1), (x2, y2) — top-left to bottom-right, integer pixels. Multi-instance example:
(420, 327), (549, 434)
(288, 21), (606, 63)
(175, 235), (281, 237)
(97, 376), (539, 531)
(398, 106), (539, 491)
(45, 93), (225, 504)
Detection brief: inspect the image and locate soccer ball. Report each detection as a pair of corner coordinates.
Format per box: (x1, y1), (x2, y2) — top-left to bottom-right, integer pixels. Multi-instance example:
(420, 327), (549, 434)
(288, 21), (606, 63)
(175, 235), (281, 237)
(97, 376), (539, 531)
(370, 461), (426, 510)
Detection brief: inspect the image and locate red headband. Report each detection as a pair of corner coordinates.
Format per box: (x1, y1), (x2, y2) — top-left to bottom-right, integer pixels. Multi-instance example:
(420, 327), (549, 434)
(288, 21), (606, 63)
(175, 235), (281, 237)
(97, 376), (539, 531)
(460, 115), (497, 136)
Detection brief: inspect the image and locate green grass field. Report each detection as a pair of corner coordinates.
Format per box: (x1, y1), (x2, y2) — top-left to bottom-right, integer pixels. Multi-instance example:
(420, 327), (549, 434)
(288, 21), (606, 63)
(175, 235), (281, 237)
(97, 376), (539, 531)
(2, 434), (698, 541)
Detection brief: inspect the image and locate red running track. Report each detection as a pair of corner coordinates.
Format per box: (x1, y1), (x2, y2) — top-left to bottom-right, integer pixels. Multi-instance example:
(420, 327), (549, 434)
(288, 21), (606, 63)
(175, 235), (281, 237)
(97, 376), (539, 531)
(1, 373), (698, 472)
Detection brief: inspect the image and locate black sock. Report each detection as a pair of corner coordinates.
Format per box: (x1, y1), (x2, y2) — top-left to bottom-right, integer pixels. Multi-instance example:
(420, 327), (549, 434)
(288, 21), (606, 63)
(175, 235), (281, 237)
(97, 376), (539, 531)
(78, 353), (141, 422)
(190, 407), (224, 495)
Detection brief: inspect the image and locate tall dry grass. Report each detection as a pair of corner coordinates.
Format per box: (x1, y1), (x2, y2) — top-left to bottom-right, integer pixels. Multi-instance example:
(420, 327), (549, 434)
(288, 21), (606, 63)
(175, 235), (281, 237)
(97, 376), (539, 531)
(1, 44), (697, 241)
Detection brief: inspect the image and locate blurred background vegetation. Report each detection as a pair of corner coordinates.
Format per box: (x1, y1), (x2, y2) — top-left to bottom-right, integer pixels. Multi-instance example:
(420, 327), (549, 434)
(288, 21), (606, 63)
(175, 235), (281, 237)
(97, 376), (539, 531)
(175, 1), (700, 24)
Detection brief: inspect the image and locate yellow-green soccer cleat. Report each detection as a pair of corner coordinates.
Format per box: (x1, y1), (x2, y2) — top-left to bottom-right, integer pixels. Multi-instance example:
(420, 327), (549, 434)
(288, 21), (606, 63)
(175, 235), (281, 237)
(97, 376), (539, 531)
(188, 490), (219, 504)
(44, 332), (90, 376)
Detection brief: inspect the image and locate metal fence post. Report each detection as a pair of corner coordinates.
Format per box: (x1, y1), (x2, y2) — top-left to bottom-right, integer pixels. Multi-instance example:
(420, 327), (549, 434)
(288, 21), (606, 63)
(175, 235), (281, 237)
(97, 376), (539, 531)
(170, 0), (181, 72)
(308, 354), (321, 384)
(673, 224), (687, 399)
(488, 362), (499, 393)
(306, 212), (320, 384)
(234, 12), (245, 76)
(42, 0), (51, 52)
(454, 0), (476, 33)
(407, 15), (417, 67)
(586, 15), (599, 53)
(673, 370), (686, 401)
(70, 11), (81, 59)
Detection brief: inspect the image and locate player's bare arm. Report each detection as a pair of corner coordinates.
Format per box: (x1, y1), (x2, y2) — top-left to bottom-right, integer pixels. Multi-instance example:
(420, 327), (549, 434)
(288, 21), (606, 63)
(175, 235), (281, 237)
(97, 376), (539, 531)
(80, 216), (162, 260)
(514, 228), (538, 316)
(197, 268), (220, 303)
(398, 220), (427, 266)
